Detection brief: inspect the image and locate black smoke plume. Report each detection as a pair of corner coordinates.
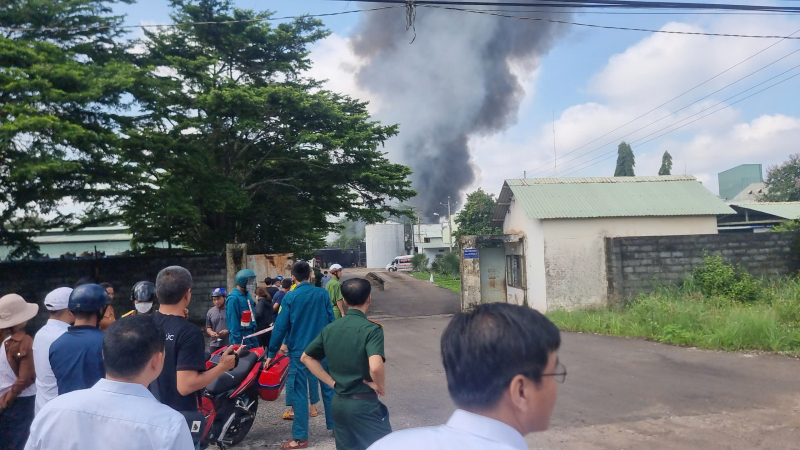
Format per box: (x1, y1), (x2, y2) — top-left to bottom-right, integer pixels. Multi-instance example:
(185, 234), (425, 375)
(350, 4), (570, 218)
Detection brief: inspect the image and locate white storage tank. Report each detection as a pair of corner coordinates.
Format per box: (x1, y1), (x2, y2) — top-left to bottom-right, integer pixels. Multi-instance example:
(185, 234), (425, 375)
(365, 222), (405, 269)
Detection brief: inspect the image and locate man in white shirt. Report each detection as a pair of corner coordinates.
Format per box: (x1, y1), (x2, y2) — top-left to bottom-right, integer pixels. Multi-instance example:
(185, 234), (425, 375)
(368, 303), (565, 450)
(32, 287), (74, 414)
(25, 315), (194, 450)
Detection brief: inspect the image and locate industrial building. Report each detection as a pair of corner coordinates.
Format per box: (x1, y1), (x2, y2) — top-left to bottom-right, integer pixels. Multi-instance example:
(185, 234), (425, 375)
(718, 164), (763, 201)
(412, 219), (458, 266)
(365, 222), (406, 269)
(719, 202), (800, 232)
(460, 176), (734, 312)
(0, 226), (169, 261)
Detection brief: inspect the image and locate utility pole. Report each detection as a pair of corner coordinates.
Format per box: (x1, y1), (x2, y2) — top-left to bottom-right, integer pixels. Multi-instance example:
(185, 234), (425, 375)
(439, 197), (457, 253)
(417, 214), (422, 255)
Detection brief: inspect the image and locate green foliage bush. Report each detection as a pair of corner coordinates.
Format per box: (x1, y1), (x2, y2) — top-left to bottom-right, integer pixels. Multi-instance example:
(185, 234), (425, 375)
(411, 254), (429, 272)
(691, 255), (760, 303)
(548, 270), (800, 355)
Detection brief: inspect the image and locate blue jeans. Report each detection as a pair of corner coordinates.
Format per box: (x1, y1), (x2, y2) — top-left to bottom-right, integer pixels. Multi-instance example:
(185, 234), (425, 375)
(290, 357), (333, 439)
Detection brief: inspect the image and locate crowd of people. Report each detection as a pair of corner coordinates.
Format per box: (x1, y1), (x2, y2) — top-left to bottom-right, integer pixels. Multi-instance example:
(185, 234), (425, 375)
(0, 259), (564, 450)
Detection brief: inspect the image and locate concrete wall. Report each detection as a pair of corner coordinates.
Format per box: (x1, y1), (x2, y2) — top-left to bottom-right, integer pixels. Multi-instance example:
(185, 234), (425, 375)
(502, 198), (546, 311)
(0, 256), (227, 331)
(542, 216), (718, 310)
(607, 232), (795, 301)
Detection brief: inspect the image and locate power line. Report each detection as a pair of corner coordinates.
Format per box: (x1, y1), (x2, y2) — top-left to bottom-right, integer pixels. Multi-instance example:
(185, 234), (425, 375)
(459, 7), (800, 15)
(423, 5), (800, 39)
(0, 5), (403, 33)
(349, 0), (800, 13)
(526, 46), (800, 178)
(556, 70), (800, 176)
(521, 27), (800, 178)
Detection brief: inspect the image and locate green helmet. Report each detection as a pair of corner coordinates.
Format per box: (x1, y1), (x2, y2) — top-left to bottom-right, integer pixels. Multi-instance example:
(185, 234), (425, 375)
(235, 269), (256, 288)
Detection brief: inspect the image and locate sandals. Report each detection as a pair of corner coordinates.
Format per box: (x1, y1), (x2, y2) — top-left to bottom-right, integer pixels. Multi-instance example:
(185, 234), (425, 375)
(280, 439), (309, 449)
(310, 406), (319, 418)
(282, 411), (294, 420)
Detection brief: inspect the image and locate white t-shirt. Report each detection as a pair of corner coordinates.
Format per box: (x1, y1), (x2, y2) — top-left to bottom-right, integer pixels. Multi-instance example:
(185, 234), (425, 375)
(32, 319), (70, 413)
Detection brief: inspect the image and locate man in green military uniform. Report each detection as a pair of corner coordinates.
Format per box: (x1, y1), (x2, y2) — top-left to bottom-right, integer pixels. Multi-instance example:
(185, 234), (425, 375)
(325, 264), (345, 319)
(301, 278), (391, 450)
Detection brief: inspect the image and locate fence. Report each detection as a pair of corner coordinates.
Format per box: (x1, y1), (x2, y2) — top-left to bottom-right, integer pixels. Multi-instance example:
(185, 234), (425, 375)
(0, 255), (226, 330)
(606, 232), (796, 301)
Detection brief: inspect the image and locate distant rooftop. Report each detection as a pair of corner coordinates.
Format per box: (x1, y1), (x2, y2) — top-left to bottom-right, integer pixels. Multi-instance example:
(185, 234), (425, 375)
(730, 202), (800, 220)
(494, 175), (734, 221)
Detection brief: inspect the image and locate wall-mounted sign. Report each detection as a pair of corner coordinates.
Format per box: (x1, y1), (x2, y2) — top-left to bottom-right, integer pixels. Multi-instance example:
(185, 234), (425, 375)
(463, 248), (478, 259)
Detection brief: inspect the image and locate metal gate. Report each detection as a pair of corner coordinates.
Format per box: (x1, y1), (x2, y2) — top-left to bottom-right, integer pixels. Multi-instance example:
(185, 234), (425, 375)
(479, 247), (507, 303)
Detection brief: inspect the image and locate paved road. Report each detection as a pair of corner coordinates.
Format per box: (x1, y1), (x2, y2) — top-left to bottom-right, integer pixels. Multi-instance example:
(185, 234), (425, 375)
(234, 270), (800, 449)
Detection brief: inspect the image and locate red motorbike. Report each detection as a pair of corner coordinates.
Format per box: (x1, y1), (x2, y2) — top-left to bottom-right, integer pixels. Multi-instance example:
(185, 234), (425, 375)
(198, 345), (290, 449)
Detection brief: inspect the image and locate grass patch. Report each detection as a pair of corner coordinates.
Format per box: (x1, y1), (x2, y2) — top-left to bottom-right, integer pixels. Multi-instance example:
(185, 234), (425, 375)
(409, 271), (461, 293)
(548, 277), (800, 354)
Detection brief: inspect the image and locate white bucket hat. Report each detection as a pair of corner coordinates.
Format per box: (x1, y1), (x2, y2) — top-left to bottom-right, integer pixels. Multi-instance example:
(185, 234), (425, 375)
(0, 294), (40, 329)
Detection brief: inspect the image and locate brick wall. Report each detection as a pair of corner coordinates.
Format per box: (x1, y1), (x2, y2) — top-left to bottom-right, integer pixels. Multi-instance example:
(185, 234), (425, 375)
(0, 255), (226, 331)
(606, 232), (796, 302)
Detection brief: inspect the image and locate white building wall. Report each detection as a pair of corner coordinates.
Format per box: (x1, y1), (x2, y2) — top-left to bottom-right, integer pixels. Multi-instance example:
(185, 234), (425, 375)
(365, 223), (405, 269)
(541, 215), (718, 310)
(502, 198), (547, 312)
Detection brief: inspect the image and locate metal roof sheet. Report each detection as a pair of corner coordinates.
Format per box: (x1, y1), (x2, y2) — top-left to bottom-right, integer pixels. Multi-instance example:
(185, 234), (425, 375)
(730, 202), (800, 220)
(494, 175), (734, 221)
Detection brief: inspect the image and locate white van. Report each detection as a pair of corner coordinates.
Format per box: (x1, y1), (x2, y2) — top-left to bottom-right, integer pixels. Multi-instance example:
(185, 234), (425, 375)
(386, 255), (413, 272)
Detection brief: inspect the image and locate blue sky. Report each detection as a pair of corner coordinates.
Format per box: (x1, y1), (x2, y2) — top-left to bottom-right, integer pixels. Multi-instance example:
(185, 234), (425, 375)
(113, 1), (800, 198)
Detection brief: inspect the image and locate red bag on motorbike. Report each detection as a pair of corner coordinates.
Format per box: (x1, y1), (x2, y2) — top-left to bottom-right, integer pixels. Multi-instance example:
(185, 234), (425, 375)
(257, 354), (290, 401)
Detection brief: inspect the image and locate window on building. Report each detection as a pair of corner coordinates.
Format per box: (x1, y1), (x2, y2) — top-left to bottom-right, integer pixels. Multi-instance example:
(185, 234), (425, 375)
(424, 238), (431, 243)
(506, 255), (525, 289)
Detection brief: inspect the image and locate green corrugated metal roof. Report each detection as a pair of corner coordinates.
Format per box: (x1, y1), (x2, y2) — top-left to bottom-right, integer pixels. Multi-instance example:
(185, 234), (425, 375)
(731, 202), (800, 220)
(499, 175), (734, 220)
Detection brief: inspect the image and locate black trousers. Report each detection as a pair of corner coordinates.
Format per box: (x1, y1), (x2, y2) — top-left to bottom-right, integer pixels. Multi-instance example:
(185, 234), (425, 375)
(0, 395), (35, 450)
(256, 330), (272, 348)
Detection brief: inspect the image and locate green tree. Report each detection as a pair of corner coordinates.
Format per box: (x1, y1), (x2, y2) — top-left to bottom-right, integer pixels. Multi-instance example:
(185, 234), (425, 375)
(122, 0), (415, 254)
(614, 142), (636, 177)
(411, 253), (429, 272)
(0, 0), (139, 258)
(454, 189), (501, 240)
(658, 151), (673, 176)
(763, 154), (800, 202)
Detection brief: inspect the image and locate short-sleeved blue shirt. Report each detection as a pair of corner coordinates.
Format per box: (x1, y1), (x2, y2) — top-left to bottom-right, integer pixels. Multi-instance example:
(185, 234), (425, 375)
(49, 325), (105, 395)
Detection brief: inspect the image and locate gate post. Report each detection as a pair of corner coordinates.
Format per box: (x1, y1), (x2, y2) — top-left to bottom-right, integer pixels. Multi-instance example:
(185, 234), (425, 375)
(460, 236), (481, 312)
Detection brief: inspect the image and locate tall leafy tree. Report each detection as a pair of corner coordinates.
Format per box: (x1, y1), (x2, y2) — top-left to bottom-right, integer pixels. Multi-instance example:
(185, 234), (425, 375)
(614, 141), (636, 177)
(763, 154), (800, 202)
(658, 151), (673, 176)
(454, 189), (501, 239)
(0, 0), (139, 258)
(123, 0), (415, 254)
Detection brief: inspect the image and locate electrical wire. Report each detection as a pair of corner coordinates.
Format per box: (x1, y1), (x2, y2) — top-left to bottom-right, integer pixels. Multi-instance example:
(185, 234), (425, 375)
(525, 47), (800, 178)
(521, 26), (800, 178)
(348, 0), (800, 13)
(556, 71), (800, 176)
(457, 7), (800, 15)
(422, 5), (800, 39)
(0, 5), (403, 33)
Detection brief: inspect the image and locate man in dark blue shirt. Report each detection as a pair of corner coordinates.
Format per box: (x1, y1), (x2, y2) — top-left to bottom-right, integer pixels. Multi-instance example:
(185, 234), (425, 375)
(267, 261), (335, 449)
(50, 284), (111, 395)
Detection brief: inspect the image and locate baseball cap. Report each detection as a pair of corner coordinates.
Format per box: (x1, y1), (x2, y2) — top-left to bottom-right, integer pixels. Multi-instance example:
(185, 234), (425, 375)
(275, 276), (283, 281)
(211, 287), (227, 297)
(44, 287), (73, 312)
(329, 264), (343, 271)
